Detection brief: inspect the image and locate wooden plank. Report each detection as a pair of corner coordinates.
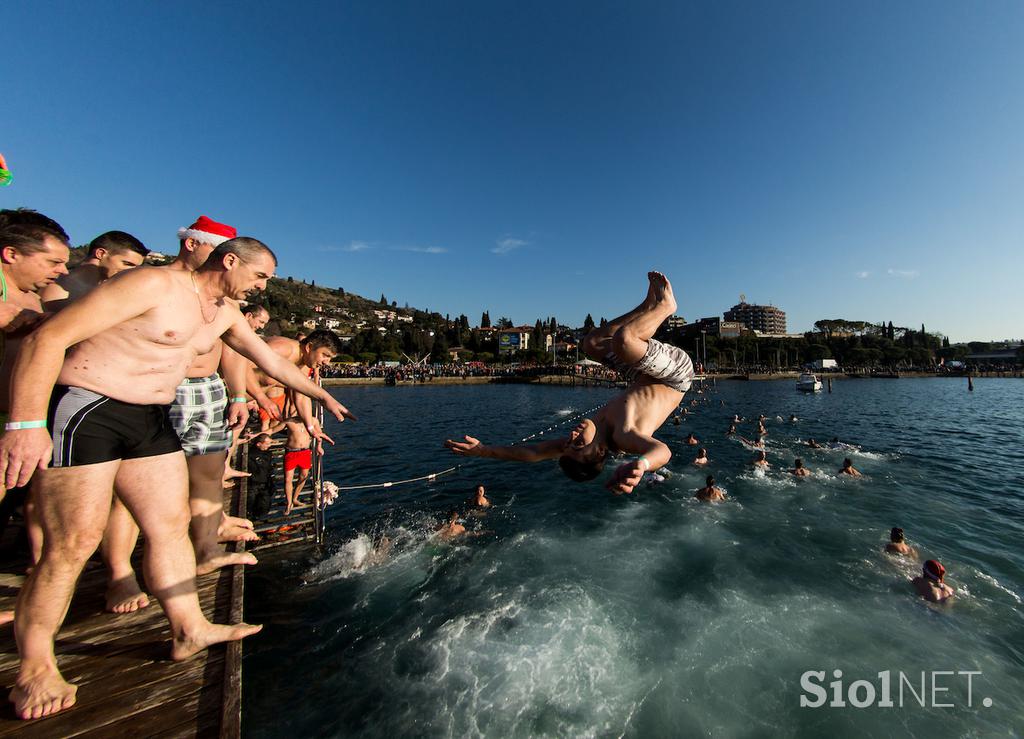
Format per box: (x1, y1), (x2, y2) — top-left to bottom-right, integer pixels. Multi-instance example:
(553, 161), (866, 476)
(220, 452), (246, 739)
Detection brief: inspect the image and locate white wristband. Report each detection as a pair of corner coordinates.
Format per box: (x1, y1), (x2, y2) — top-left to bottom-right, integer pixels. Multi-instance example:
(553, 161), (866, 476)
(638, 456), (650, 471)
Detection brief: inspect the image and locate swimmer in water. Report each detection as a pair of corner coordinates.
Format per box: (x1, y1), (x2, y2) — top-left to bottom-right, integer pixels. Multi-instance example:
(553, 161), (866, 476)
(806, 438), (822, 449)
(789, 458), (810, 477)
(757, 421), (768, 436)
(672, 415), (681, 426)
(732, 414), (744, 423)
(789, 414), (798, 423)
(838, 458), (861, 477)
(750, 450), (769, 468)
(685, 433), (699, 446)
(913, 559), (954, 602)
(693, 448), (709, 466)
(726, 424), (736, 435)
(885, 527), (918, 558)
(695, 475), (726, 502)
(738, 435), (764, 450)
(436, 511), (467, 540)
(471, 484), (491, 509)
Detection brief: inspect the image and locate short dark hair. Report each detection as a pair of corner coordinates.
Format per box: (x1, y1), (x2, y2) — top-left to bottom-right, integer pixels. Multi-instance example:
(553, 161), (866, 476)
(241, 303), (270, 317)
(706, 475), (715, 486)
(0, 208), (70, 254)
(890, 527), (904, 543)
(794, 458), (803, 468)
(201, 236), (277, 269)
(301, 329), (343, 354)
(843, 458), (853, 467)
(88, 230), (149, 258)
(253, 433), (271, 445)
(558, 453), (606, 483)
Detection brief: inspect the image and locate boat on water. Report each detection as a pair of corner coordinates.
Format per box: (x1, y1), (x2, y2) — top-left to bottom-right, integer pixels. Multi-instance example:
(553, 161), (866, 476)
(796, 372), (823, 392)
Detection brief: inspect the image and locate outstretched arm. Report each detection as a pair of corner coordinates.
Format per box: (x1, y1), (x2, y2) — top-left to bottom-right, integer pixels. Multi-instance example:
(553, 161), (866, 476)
(221, 313), (356, 425)
(445, 435), (566, 463)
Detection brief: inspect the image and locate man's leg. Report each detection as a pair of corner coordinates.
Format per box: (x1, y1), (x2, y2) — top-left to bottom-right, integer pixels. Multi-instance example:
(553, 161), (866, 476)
(581, 272), (666, 361)
(113, 452), (261, 659)
(99, 496), (148, 613)
(611, 272), (677, 364)
(293, 468), (310, 506)
(186, 452), (257, 575)
(283, 465), (295, 515)
(11, 462), (119, 720)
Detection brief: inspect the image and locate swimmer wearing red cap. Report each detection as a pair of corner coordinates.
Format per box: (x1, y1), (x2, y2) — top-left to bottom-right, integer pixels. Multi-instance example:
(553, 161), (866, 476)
(913, 559), (954, 602)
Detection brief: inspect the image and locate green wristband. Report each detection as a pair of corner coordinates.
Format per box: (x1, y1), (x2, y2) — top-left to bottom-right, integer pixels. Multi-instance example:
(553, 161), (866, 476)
(230, 396), (248, 404)
(5, 420), (47, 430)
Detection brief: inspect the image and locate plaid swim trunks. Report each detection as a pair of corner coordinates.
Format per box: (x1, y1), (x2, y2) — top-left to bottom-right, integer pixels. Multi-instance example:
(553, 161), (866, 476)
(603, 338), (695, 393)
(169, 373), (232, 456)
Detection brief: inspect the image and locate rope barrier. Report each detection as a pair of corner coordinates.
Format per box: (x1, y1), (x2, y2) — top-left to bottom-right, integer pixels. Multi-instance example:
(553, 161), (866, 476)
(332, 464), (461, 492)
(516, 403), (606, 444)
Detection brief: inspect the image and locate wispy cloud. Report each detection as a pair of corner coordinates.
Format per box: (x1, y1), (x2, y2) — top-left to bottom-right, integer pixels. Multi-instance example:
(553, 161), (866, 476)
(392, 245), (448, 254)
(855, 271), (871, 279)
(319, 240), (372, 253)
(887, 268), (919, 279)
(492, 237), (528, 255)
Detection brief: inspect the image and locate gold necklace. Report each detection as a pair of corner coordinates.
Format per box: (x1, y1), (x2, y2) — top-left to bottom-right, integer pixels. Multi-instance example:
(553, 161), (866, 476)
(190, 272), (219, 324)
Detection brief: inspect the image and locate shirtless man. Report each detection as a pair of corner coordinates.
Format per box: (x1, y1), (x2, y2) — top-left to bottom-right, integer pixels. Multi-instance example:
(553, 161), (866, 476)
(436, 511), (466, 540)
(789, 458), (811, 477)
(282, 419), (312, 514)
(39, 230), (148, 310)
(245, 329), (345, 443)
(0, 236), (354, 720)
(685, 433), (699, 446)
(37, 229), (150, 613)
(913, 560), (954, 603)
(0, 209), (70, 627)
(695, 475), (726, 502)
(805, 438), (823, 449)
(750, 450), (769, 468)
(446, 272), (693, 495)
(693, 448), (709, 466)
(838, 458), (861, 476)
(884, 527), (918, 558)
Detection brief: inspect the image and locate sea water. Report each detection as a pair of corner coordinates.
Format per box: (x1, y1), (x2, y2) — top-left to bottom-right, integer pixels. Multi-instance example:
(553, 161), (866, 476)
(242, 378), (1024, 737)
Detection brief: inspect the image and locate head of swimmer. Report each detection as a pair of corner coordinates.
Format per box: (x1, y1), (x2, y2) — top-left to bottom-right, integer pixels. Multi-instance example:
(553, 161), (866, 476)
(88, 231), (149, 279)
(300, 329), (344, 369)
(198, 237), (277, 300)
(558, 418), (607, 483)
(242, 303), (270, 332)
(0, 208), (71, 290)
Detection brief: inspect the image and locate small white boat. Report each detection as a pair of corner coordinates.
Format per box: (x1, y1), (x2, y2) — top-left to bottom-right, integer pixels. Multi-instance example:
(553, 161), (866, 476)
(796, 373), (822, 392)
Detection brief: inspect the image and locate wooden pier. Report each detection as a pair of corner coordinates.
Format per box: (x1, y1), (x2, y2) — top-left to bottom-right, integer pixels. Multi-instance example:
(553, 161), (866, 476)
(0, 484), (248, 738)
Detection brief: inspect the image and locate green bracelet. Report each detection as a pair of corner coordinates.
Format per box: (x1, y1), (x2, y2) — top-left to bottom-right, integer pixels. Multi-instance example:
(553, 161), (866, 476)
(230, 396), (248, 404)
(5, 420), (47, 430)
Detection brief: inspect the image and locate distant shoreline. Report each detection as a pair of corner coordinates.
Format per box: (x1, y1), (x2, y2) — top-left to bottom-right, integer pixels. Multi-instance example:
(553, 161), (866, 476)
(321, 372), (1017, 388)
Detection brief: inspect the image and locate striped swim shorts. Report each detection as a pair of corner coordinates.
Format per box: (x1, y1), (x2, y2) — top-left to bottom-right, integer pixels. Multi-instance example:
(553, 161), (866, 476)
(603, 339), (695, 394)
(48, 385), (182, 467)
(169, 374), (232, 457)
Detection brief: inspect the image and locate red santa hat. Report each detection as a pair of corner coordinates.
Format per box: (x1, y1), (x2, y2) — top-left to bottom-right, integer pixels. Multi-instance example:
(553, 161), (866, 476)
(177, 215), (237, 247)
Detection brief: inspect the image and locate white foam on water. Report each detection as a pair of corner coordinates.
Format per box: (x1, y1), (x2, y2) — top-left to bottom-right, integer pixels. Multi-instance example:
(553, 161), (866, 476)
(975, 572), (1023, 605)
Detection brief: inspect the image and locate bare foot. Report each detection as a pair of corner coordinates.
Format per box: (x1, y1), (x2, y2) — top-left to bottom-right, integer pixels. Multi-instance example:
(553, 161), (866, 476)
(10, 666), (77, 720)
(0, 610), (13, 627)
(170, 621), (263, 661)
(195, 550), (258, 576)
(218, 522), (259, 543)
(221, 513), (254, 531)
(647, 271), (677, 314)
(105, 575), (151, 614)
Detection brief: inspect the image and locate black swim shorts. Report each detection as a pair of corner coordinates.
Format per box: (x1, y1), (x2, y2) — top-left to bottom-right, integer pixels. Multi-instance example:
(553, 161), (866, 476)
(47, 385), (182, 468)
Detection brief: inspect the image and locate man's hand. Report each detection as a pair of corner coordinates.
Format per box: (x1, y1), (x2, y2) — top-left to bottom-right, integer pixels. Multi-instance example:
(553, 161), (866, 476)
(226, 401), (250, 430)
(0, 428), (53, 489)
(445, 435), (484, 457)
(605, 459), (645, 495)
(322, 395), (357, 423)
(257, 395), (282, 421)
(0, 303), (24, 331)
(306, 418), (334, 449)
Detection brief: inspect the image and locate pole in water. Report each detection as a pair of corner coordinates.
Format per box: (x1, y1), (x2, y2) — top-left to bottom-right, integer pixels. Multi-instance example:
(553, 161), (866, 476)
(968, 376), (974, 392)
(827, 377), (833, 393)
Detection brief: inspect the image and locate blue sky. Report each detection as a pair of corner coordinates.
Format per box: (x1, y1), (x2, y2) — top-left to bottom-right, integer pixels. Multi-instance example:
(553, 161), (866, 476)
(3, 1), (1021, 341)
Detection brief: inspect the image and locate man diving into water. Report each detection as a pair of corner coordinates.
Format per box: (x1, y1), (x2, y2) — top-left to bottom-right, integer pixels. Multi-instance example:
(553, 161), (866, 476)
(446, 272), (693, 495)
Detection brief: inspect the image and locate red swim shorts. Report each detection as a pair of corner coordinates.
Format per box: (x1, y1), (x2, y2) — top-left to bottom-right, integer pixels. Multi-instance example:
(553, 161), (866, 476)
(284, 448), (312, 471)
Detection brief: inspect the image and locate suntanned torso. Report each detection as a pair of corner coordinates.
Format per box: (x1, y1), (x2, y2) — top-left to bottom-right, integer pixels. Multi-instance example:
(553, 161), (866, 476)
(59, 268), (237, 404)
(164, 261), (229, 378)
(1, 272), (45, 411)
(591, 378), (681, 447)
(252, 337), (302, 389)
